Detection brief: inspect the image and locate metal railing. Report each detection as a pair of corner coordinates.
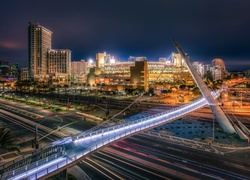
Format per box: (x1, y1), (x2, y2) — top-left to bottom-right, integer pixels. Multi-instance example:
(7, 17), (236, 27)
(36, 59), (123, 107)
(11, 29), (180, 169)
(1, 91), (220, 180)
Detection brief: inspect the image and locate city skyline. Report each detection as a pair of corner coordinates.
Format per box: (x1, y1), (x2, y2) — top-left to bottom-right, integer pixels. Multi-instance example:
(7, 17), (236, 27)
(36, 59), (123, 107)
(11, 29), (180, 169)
(1, 0), (250, 71)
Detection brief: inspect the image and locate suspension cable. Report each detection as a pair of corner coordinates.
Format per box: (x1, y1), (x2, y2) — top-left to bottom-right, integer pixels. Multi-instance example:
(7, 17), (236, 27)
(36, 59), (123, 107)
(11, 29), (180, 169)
(81, 62), (169, 133)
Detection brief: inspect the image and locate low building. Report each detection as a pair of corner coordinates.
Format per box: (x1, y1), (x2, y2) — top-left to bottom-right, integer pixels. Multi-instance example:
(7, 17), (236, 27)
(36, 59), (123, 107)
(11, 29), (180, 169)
(20, 68), (29, 81)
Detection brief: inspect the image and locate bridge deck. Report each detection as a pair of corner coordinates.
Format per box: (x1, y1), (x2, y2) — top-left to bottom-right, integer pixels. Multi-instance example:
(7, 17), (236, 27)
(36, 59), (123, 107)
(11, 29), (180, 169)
(1, 91), (220, 180)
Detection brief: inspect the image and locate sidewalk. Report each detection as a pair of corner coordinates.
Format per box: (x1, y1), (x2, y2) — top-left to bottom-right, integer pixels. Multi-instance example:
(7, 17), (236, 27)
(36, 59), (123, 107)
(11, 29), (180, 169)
(76, 112), (103, 121)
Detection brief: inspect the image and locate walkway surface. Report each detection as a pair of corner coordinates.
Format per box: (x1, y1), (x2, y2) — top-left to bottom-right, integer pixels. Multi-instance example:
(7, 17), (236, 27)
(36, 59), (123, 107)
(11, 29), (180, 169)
(0, 91), (220, 180)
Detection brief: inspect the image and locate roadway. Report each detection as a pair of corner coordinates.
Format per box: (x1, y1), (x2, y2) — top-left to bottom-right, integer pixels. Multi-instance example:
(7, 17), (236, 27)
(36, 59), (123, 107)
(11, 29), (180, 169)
(77, 133), (250, 179)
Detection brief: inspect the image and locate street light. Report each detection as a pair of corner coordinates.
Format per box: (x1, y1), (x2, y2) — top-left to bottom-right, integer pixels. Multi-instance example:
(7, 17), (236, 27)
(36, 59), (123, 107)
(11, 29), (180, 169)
(33, 117), (48, 149)
(66, 97), (71, 113)
(99, 98), (108, 116)
(212, 117), (215, 141)
(43, 98), (46, 109)
(25, 95), (29, 102)
(12, 93), (15, 101)
(240, 92), (243, 108)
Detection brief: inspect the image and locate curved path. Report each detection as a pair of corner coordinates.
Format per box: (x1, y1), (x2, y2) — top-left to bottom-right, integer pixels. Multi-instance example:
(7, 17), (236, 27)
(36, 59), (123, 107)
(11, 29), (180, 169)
(1, 91), (221, 180)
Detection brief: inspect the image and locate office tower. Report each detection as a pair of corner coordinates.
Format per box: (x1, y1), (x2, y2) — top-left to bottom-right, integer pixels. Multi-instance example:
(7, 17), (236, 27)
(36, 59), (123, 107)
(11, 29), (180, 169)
(28, 22), (52, 79)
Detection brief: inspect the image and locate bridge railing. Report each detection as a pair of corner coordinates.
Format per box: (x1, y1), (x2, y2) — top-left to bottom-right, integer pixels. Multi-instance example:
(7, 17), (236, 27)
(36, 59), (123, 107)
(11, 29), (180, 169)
(11, 95), (211, 179)
(1, 90), (221, 180)
(0, 151), (64, 180)
(72, 91), (220, 141)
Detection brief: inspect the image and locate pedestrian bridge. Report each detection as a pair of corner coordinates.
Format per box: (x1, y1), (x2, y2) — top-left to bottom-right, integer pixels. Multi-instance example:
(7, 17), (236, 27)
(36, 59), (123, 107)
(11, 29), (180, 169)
(1, 91), (220, 180)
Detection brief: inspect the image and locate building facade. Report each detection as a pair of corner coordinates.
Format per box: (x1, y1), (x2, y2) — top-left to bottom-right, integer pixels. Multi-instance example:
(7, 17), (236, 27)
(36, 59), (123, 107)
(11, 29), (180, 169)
(211, 58), (227, 80)
(71, 60), (89, 85)
(20, 68), (29, 81)
(28, 22), (52, 79)
(47, 49), (71, 85)
(130, 60), (148, 90)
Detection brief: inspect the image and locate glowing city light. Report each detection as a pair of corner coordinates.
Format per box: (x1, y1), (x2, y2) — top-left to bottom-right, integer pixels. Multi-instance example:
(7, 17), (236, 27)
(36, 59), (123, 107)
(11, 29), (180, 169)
(110, 58), (115, 64)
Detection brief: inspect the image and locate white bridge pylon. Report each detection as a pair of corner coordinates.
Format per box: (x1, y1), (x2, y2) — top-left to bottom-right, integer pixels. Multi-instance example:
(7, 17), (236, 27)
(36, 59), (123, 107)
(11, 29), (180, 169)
(172, 39), (236, 134)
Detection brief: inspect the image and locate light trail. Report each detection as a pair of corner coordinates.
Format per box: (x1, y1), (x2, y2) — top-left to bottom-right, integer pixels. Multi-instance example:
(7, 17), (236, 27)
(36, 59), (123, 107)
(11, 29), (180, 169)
(91, 152), (148, 180)
(1, 91), (223, 179)
(97, 150), (168, 180)
(81, 159), (115, 180)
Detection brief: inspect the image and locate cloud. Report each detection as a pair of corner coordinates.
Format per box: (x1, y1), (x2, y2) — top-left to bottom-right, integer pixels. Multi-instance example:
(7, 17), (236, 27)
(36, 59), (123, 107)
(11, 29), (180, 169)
(0, 41), (24, 49)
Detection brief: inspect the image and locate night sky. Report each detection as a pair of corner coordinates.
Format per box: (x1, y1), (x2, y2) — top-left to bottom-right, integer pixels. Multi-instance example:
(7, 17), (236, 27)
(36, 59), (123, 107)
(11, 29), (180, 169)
(1, 0), (250, 71)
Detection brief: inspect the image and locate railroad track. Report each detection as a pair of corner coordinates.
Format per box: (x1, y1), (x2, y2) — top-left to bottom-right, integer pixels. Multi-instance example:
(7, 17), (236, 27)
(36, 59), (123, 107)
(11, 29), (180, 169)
(0, 101), (44, 119)
(0, 109), (66, 140)
(0, 112), (57, 141)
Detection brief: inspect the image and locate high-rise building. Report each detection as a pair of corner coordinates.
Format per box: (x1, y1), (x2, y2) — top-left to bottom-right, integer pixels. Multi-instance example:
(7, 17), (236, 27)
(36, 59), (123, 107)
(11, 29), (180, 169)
(28, 22), (52, 79)
(71, 60), (88, 75)
(71, 60), (89, 85)
(47, 49), (71, 84)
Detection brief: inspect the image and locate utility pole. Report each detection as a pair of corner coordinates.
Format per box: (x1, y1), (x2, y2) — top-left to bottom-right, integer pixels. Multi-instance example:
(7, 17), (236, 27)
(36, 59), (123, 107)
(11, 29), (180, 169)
(213, 117), (215, 141)
(33, 118), (46, 149)
(67, 97), (70, 113)
(34, 125), (39, 149)
(241, 92), (243, 108)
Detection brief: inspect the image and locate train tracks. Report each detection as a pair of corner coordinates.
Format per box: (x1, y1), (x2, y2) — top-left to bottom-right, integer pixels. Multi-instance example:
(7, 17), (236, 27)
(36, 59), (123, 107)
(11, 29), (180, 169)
(0, 101), (44, 119)
(0, 109), (66, 141)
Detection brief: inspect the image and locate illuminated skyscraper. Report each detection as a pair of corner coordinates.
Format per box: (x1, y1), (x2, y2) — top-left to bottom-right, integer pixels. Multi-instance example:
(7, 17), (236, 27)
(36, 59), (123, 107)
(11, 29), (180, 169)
(47, 49), (71, 84)
(28, 22), (52, 79)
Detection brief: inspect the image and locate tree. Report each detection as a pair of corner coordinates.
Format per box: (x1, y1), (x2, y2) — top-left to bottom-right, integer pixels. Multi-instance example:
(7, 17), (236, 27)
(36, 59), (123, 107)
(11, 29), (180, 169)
(0, 127), (19, 152)
(179, 84), (186, 90)
(14, 81), (23, 94)
(56, 84), (61, 99)
(96, 83), (100, 89)
(63, 84), (69, 95)
(148, 87), (154, 96)
(30, 80), (37, 94)
(0, 81), (6, 91)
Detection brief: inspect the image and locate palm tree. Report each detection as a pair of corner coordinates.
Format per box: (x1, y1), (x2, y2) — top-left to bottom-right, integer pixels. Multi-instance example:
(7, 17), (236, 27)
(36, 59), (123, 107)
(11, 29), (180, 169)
(22, 80), (32, 93)
(96, 83), (100, 89)
(5, 83), (11, 91)
(0, 127), (19, 152)
(37, 85), (42, 103)
(14, 81), (23, 94)
(63, 84), (69, 95)
(56, 84), (61, 99)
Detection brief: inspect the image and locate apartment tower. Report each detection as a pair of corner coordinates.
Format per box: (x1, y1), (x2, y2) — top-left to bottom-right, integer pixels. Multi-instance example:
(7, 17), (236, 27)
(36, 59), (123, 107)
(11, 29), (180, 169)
(28, 22), (52, 79)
